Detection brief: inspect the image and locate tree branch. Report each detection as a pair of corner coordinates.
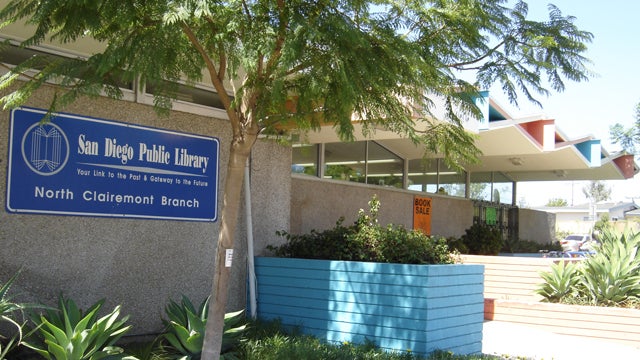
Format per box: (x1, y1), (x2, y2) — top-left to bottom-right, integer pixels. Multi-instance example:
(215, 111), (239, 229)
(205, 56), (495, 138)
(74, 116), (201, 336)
(447, 38), (507, 69)
(180, 22), (240, 133)
(264, 0), (288, 77)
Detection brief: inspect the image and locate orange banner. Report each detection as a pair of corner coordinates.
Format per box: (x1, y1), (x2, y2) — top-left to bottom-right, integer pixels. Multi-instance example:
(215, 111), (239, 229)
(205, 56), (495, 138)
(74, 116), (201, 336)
(413, 196), (432, 235)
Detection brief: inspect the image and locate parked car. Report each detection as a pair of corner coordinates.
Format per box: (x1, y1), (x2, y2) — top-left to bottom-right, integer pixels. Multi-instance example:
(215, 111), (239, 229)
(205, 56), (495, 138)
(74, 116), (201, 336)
(560, 234), (591, 252)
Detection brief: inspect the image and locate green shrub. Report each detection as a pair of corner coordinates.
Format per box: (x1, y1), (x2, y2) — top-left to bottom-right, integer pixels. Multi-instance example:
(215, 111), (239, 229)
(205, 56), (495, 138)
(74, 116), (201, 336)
(578, 229), (640, 306)
(269, 195), (456, 265)
(536, 261), (580, 303)
(24, 295), (133, 360)
(156, 295), (247, 360)
(271, 218), (362, 261)
(446, 237), (469, 254)
(378, 226), (455, 264)
(459, 224), (502, 255)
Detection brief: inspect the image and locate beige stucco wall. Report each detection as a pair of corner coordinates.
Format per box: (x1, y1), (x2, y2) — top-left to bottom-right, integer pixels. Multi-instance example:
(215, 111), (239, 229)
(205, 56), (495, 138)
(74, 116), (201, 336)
(290, 174), (474, 238)
(518, 208), (556, 243)
(291, 175), (558, 245)
(0, 85), (290, 337)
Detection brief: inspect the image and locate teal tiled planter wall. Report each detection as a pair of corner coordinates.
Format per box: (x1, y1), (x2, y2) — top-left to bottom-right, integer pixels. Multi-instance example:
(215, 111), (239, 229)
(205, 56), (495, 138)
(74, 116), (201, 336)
(254, 257), (485, 356)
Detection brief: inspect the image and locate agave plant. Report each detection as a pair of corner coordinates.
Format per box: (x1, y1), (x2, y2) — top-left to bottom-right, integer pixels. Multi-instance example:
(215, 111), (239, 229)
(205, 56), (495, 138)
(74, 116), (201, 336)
(24, 295), (134, 360)
(536, 260), (580, 303)
(158, 295), (246, 360)
(579, 228), (640, 305)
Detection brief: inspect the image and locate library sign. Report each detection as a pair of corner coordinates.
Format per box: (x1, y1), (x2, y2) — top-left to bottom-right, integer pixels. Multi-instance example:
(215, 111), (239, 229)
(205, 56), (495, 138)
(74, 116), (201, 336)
(6, 107), (219, 221)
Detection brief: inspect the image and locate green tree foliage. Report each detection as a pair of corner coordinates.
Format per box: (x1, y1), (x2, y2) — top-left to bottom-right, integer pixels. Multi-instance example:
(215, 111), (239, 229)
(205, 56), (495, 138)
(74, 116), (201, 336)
(610, 102), (640, 154)
(0, 1), (593, 358)
(582, 180), (612, 203)
(546, 197), (568, 207)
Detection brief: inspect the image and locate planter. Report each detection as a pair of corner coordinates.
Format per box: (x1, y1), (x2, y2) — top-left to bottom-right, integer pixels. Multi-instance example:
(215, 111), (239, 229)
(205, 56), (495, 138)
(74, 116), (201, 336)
(485, 299), (640, 349)
(254, 257), (485, 356)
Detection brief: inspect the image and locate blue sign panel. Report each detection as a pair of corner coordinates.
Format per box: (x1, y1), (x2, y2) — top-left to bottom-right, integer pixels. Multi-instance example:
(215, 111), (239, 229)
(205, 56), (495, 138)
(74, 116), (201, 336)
(6, 107), (219, 221)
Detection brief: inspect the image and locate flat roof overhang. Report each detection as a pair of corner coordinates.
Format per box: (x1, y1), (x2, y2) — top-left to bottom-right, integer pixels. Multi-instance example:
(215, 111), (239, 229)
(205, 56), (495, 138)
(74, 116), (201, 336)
(295, 117), (639, 182)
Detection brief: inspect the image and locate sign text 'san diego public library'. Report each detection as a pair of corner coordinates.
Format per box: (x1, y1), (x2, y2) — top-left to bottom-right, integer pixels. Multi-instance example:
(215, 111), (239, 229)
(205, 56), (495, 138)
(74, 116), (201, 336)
(6, 107), (219, 221)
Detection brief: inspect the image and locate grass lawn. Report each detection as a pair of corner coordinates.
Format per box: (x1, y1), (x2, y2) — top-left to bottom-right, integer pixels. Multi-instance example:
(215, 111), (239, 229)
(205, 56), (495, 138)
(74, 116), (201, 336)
(238, 320), (530, 360)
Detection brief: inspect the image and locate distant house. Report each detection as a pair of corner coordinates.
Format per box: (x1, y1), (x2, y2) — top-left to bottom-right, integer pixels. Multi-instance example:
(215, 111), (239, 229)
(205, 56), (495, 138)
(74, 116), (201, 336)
(625, 208), (640, 221)
(536, 202), (640, 234)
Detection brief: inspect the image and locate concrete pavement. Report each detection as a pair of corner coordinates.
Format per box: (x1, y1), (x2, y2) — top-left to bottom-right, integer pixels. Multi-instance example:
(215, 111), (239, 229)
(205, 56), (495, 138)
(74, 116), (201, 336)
(482, 321), (640, 360)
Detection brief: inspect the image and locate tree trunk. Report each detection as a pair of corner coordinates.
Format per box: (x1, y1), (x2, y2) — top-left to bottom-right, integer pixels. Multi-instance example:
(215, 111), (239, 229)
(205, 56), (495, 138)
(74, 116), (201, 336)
(201, 134), (255, 360)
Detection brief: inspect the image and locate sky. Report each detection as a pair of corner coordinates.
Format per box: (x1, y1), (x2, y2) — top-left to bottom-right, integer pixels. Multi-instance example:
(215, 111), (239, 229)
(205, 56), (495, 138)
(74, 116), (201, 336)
(489, 0), (640, 207)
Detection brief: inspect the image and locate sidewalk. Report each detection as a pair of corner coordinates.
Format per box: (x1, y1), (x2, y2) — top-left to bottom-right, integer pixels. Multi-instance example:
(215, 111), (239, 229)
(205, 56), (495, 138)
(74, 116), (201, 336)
(482, 321), (640, 360)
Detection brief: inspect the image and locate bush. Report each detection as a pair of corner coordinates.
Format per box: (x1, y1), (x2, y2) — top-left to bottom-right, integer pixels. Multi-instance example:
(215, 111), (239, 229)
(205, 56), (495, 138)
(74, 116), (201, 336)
(271, 219), (360, 261)
(458, 224), (502, 255)
(446, 237), (468, 254)
(269, 195), (457, 265)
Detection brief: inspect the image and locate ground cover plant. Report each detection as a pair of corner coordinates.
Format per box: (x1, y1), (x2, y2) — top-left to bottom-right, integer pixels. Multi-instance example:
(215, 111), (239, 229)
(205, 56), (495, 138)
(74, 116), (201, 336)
(239, 319), (522, 360)
(536, 228), (640, 308)
(269, 195), (457, 264)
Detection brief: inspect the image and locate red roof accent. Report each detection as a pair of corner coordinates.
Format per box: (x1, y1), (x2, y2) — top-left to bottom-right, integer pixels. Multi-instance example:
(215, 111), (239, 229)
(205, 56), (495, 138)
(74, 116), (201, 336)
(613, 154), (637, 179)
(518, 120), (554, 148)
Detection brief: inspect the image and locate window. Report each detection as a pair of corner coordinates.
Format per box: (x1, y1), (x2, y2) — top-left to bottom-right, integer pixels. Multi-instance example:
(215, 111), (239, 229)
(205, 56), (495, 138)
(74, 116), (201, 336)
(0, 44), (134, 91)
(324, 142), (366, 183)
(407, 159), (438, 192)
(0, 43), (231, 114)
(292, 141), (517, 204)
(470, 171), (513, 204)
(292, 144), (318, 176)
(408, 159), (466, 196)
(366, 142), (403, 188)
(145, 80), (227, 109)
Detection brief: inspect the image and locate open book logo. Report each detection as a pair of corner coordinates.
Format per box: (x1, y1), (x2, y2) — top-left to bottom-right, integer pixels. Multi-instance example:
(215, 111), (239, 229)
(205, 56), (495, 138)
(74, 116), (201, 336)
(21, 122), (70, 176)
